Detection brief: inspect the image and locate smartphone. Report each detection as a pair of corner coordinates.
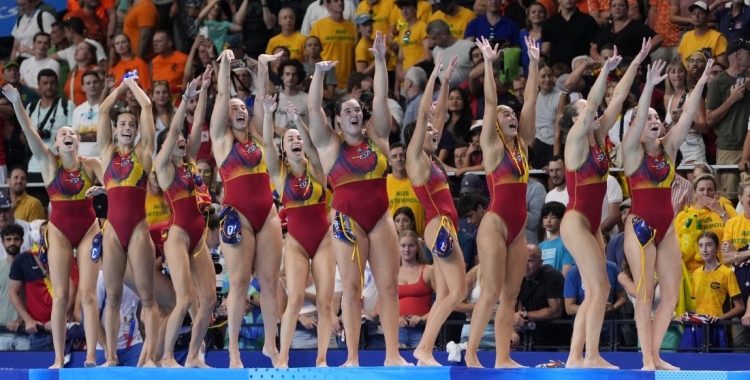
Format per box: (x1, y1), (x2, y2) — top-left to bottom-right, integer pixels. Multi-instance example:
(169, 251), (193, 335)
(199, 26), (208, 38)
(737, 75), (745, 86)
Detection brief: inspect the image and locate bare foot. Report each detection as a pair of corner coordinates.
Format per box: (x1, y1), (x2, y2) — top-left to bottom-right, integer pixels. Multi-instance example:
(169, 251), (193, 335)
(141, 360), (158, 368)
(185, 359), (212, 369)
(654, 359), (679, 371)
(495, 359), (526, 369)
(340, 359), (359, 367)
(48, 363), (63, 369)
(99, 360), (118, 368)
(565, 357), (584, 369)
(384, 356), (414, 366)
(263, 346), (280, 368)
(583, 356), (618, 369)
(160, 358), (183, 368)
(276, 359), (289, 369)
(84, 361), (97, 368)
(641, 365), (656, 371)
(464, 354), (484, 368)
(316, 362), (328, 367)
(414, 349), (441, 367)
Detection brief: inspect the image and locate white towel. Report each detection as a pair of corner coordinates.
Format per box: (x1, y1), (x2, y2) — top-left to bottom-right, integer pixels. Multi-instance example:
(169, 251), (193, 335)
(446, 341), (467, 362)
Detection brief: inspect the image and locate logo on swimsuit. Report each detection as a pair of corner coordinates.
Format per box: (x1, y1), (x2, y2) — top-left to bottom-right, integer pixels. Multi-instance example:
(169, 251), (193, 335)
(652, 159), (667, 170)
(65, 171), (81, 184)
(295, 176), (309, 189)
(710, 281), (721, 290)
(595, 151), (606, 162)
(181, 168), (192, 180)
(354, 147), (371, 160)
(243, 141), (258, 154)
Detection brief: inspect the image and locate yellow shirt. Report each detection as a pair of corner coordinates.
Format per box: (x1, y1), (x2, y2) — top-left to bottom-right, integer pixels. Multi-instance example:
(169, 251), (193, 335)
(723, 214), (750, 251)
(675, 205), (738, 274)
(145, 193), (171, 225)
(266, 32), (307, 62)
(386, 174), (425, 236)
(677, 30), (728, 66)
(429, 7), (476, 39)
(357, 0), (397, 70)
(13, 193), (46, 222)
(310, 17), (357, 90)
(390, 0), (432, 25)
(356, 37), (375, 67)
(393, 20), (428, 71)
(692, 264), (740, 317)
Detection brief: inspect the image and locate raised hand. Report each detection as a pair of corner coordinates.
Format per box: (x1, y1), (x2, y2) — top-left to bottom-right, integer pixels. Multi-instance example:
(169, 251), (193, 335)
(262, 94), (277, 113)
(85, 186), (106, 198)
(259, 52), (283, 65)
(475, 36), (502, 62)
(444, 54), (459, 83)
(122, 70), (139, 82)
(636, 38), (652, 64)
(316, 60), (338, 72)
(431, 51), (444, 78)
(1, 84), (21, 105)
(646, 60), (668, 86)
(184, 77), (201, 99)
(525, 35), (540, 63)
(369, 30), (387, 60)
(285, 102), (300, 122)
(201, 64), (213, 89)
(602, 46), (623, 73)
(697, 58), (715, 86)
(105, 72), (115, 91)
(217, 49), (234, 63)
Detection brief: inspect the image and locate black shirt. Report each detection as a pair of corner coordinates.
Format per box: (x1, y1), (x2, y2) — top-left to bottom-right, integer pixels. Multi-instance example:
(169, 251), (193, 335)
(518, 264), (569, 347)
(594, 20), (657, 61)
(238, 0), (281, 58)
(542, 9), (599, 66)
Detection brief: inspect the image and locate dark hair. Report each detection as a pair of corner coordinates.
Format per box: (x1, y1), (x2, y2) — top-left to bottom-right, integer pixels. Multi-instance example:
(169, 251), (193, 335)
(334, 96), (362, 117)
(448, 87), (474, 142)
(33, 32), (51, 44)
(390, 141), (405, 151)
(64, 17), (85, 36)
(1, 223), (25, 240)
(277, 59), (306, 86)
(549, 154), (564, 164)
(395, 0), (418, 8)
(393, 206), (417, 231)
(81, 70), (100, 85)
(51, 20), (65, 31)
(37, 68), (58, 84)
(558, 102), (579, 133)
(402, 121), (417, 148)
(541, 201), (566, 220)
(156, 128), (170, 155)
(698, 230), (719, 248)
(9, 165), (27, 177)
(154, 29), (174, 41)
(272, 45), (291, 57)
(598, 43), (615, 54)
(346, 72), (367, 93)
(525, 2), (547, 29)
(207, 213), (220, 231)
(456, 194), (486, 218)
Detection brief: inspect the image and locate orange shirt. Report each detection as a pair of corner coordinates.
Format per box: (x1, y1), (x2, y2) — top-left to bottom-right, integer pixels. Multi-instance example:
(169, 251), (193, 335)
(64, 10), (107, 45)
(151, 51), (188, 91)
(123, 0), (159, 60)
(109, 57), (152, 93)
(66, 0), (115, 26)
(65, 65), (98, 106)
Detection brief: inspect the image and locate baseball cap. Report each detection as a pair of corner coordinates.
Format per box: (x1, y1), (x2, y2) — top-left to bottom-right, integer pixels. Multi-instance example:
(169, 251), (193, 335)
(688, 1), (708, 11)
(0, 194), (11, 209)
(2, 61), (19, 71)
(727, 39), (750, 56)
(460, 174), (484, 195)
(470, 120), (483, 134)
(619, 198), (631, 210)
(355, 13), (374, 26)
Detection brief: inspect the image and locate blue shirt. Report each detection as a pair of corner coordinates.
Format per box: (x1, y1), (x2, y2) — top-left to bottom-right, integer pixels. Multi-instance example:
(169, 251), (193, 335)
(519, 29), (540, 76)
(464, 15), (520, 47)
(539, 237), (575, 272)
(606, 232), (625, 270)
(563, 261), (623, 305)
(715, 6), (750, 42)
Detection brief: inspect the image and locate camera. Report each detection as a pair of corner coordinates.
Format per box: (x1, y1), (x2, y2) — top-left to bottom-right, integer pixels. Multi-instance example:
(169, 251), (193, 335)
(38, 128), (51, 139)
(360, 88), (374, 104)
(210, 248), (222, 275)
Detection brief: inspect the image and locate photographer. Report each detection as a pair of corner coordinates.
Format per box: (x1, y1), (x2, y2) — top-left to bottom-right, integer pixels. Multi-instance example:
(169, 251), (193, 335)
(340, 72), (403, 142)
(26, 69), (73, 205)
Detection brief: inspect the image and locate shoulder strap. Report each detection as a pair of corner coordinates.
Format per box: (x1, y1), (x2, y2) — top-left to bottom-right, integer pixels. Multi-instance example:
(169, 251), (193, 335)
(28, 99), (39, 114)
(36, 10), (44, 32)
(61, 97), (69, 117)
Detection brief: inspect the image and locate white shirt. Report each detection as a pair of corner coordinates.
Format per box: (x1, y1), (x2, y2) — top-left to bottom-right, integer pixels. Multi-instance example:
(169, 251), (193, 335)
(301, 0), (356, 36)
(0, 219), (34, 261)
(56, 38), (108, 68)
(432, 40), (475, 88)
(28, 99), (75, 173)
(71, 101), (101, 158)
(12, 10), (56, 58)
(96, 271), (143, 350)
(19, 57), (60, 89)
(544, 175), (623, 237)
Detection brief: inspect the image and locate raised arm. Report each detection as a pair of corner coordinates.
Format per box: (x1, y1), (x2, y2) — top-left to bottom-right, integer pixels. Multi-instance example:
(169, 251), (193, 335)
(187, 67), (212, 160)
(664, 59), (713, 158)
(307, 61), (339, 151)
(368, 31), (392, 141)
(155, 94), (188, 174)
(476, 37), (503, 152)
(519, 36), (540, 148)
(568, 52), (622, 143)
(431, 55), (459, 139)
(601, 39), (651, 135)
(253, 52), (283, 135)
(406, 52), (443, 170)
(261, 94), (282, 182)
(209, 50), (234, 145)
(287, 102), (323, 175)
(98, 81), (128, 154)
(123, 76), (155, 153)
(622, 60), (667, 157)
(1, 85), (55, 168)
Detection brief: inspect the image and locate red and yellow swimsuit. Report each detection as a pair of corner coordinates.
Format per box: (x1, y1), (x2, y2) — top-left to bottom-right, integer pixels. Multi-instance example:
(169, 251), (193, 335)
(46, 157), (96, 247)
(280, 162), (328, 257)
(103, 150), (148, 251)
(164, 163), (207, 255)
(566, 143), (609, 235)
(486, 136), (529, 243)
(626, 144), (675, 244)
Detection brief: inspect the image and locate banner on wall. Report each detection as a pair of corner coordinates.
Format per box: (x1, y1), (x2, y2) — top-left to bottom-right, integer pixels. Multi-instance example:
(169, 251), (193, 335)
(0, 0), (68, 37)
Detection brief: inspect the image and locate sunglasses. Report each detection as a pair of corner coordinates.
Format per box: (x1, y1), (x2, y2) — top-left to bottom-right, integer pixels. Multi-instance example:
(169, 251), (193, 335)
(403, 30), (411, 44)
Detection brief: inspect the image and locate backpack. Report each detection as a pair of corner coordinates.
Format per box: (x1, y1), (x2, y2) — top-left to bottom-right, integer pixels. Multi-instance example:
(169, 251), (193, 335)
(16, 2), (59, 32)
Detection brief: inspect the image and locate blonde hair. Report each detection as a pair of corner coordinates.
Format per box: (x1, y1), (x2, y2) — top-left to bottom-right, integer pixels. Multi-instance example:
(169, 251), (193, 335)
(398, 229), (428, 265)
(692, 173), (717, 191)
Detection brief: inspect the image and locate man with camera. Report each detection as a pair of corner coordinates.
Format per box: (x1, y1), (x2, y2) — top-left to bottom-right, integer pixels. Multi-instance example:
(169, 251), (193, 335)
(26, 69), (74, 205)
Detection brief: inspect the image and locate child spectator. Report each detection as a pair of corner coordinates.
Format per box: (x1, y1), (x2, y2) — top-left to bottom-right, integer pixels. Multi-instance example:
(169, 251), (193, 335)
(538, 201), (575, 276)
